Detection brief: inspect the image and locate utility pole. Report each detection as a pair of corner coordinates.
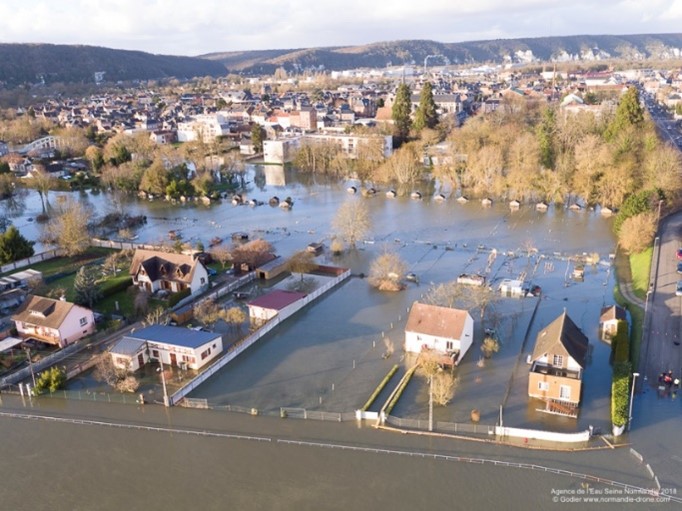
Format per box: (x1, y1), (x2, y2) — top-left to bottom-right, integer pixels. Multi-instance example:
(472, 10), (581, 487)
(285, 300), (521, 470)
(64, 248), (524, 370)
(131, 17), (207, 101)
(428, 376), (433, 432)
(24, 347), (36, 388)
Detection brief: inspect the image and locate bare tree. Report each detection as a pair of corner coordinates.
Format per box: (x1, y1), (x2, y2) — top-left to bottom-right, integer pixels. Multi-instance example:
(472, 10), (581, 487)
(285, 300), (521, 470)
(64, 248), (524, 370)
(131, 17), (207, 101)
(41, 197), (92, 256)
(481, 336), (500, 359)
(425, 281), (497, 320)
(431, 372), (459, 406)
(368, 251), (408, 291)
(193, 298), (221, 328)
(332, 200), (371, 249)
(224, 306), (246, 331)
(285, 250), (317, 282)
(133, 290), (149, 317)
(30, 164), (56, 215)
(618, 212), (657, 254)
(231, 239), (274, 269)
(210, 244), (233, 269)
(143, 306), (169, 326)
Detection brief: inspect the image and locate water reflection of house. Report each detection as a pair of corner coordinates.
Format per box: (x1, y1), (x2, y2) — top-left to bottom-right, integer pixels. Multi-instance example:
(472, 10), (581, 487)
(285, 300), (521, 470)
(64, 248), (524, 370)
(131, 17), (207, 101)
(264, 165), (286, 186)
(109, 325), (223, 372)
(130, 249), (208, 296)
(528, 311), (588, 417)
(498, 279), (526, 297)
(404, 302), (474, 367)
(11, 295), (95, 348)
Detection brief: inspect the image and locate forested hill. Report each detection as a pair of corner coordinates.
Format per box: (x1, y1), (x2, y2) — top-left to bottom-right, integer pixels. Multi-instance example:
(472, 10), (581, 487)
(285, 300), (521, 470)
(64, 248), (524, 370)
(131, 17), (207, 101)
(0, 44), (227, 87)
(201, 33), (682, 74)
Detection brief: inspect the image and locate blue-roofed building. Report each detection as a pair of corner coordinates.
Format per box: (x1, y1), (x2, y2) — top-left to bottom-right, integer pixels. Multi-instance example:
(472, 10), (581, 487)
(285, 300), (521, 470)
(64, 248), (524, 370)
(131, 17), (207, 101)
(110, 325), (223, 372)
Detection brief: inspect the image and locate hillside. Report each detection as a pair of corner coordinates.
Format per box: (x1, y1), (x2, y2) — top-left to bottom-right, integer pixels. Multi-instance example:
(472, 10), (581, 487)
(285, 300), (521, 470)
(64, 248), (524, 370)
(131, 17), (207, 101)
(0, 44), (227, 87)
(201, 33), (682, 74)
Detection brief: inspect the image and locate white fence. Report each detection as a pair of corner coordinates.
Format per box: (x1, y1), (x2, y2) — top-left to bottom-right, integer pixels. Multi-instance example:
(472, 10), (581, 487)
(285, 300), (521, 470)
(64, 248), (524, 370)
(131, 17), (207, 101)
(496, 426), (590, 443)
(169, 269), (351, 405)
(0, 249), (63, 274)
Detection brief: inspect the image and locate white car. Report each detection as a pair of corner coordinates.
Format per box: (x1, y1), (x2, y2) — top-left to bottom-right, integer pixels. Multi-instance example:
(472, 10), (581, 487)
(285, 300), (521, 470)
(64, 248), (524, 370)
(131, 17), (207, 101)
(676, 281), (682, 297)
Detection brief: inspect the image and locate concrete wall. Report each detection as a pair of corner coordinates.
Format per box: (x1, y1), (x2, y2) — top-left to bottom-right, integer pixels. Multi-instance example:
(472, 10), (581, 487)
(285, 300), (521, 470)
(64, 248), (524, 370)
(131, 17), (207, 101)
(496, 426), (590, 443)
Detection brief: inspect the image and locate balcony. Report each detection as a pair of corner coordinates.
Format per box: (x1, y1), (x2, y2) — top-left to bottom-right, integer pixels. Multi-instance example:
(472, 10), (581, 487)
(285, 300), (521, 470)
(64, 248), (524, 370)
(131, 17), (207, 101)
(530, 361), (581, 380)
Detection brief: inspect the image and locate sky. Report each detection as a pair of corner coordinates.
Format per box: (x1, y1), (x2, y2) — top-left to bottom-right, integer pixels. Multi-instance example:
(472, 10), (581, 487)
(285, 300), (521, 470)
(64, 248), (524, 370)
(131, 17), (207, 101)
(0, 0), (680, 56)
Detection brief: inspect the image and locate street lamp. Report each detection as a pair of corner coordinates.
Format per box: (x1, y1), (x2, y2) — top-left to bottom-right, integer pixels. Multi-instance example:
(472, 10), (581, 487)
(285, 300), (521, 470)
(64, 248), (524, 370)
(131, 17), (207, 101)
(157, 358), (169, 407)
(628, 372), (640, 431)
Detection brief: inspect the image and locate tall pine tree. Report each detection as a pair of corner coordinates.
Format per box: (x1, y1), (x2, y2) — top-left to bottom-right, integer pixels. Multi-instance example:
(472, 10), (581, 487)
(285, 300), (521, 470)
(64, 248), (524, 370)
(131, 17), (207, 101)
(0, 226), (35, 264)
(413, 81), (438, 132)
(392, 82), (412, 143)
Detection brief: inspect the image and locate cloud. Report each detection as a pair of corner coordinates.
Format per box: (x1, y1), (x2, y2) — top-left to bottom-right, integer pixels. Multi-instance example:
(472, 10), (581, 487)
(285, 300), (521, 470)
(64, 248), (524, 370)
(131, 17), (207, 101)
(0, 0), (680, 55)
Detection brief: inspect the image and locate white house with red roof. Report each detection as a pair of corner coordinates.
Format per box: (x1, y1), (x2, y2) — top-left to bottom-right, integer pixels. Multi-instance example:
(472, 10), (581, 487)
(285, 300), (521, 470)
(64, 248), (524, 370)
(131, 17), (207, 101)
(247, 290), (307, 322)
(404, 301), (474, 366)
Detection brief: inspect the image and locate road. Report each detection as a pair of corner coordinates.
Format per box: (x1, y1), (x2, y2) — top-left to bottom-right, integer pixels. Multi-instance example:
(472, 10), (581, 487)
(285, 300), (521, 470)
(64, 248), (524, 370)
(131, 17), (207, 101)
(638, 202), (682, 384)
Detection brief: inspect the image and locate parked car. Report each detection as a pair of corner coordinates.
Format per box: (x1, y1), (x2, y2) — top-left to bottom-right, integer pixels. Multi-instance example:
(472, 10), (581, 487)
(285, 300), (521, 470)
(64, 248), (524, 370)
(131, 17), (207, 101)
(677, 262), (682, 275)
(677, 248), (682, 261)
(676, 281), (682, 296)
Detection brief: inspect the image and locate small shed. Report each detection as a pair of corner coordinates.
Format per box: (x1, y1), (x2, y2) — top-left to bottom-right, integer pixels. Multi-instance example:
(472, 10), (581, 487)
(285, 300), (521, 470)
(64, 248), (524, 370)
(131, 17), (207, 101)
(170, 303), (194, 325)
(599, 305), (626, 341)
(306, 242), (324, 255)
(256, 256), (289, 280)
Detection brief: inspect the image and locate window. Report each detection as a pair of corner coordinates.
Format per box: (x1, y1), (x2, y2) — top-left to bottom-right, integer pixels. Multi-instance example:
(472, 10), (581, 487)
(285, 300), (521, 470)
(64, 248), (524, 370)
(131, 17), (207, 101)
(79, 317), (88, 327)
(552, 354), (563, 367)
(538, 381), (549, 391)
(201, 348), (211, 360)
(152, 349), (159, 358)
(559, 385), (571, 400)
(446, 341), (453, 351)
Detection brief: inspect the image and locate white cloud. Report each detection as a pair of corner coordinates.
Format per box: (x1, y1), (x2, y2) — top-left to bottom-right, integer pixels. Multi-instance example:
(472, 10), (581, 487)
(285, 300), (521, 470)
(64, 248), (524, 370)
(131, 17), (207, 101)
(0, 0), (680, 55)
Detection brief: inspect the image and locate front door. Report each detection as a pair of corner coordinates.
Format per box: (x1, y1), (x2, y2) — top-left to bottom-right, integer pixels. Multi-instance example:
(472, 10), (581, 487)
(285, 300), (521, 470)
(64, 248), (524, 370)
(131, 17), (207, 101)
(170, 353), (177, 367)
(137, 353), (144, 369)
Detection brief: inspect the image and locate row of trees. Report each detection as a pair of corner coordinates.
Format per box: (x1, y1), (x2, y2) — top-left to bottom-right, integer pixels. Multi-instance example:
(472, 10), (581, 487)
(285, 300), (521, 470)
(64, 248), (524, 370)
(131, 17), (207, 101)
(437, 88), (681, 209)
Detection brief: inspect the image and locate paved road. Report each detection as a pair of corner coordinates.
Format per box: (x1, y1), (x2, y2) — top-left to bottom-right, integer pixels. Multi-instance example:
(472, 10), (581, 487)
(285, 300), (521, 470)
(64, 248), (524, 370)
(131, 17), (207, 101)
(639, 211), (682, 384)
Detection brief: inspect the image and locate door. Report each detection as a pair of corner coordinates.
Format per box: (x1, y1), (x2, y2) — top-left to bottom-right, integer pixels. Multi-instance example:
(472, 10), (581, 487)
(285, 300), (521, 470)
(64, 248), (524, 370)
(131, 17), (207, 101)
(137, 353), (144, 369)
(559, 384), (571, 401)
(170, 353), (177, 367)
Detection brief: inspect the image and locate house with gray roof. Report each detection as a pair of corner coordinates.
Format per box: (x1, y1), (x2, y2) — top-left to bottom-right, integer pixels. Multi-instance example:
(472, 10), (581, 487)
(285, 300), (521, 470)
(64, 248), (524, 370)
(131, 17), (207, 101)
(528, 311), (589, 416)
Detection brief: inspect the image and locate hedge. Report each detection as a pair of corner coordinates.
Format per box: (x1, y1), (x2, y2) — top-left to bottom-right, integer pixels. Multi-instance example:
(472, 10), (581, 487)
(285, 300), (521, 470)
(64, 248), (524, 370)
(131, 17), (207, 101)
(99, 276), (133, 298)
(362, 365), (399, 411)
(612, 320), (630, 364)
(611, 361), (631, 427)
(169, 288), (191, 307)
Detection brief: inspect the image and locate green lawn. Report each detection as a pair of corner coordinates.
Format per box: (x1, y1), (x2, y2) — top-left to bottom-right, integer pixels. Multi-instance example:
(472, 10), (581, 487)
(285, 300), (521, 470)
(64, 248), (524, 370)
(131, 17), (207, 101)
(629, 247), (652, 300)
(3, 247), (117, 278)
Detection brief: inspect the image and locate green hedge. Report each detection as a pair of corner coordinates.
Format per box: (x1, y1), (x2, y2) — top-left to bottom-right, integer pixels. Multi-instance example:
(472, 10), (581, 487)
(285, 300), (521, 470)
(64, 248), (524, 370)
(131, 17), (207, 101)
(611, 361), (631, 427)
(169, 288), (191, 307)
(612, 320), (630, 364)
(362, 365), (399, 411)
(99, 276), (133, 298)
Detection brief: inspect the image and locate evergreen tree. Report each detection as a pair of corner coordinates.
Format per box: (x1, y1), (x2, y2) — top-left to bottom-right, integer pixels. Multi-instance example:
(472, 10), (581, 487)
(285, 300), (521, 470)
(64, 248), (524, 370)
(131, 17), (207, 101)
(73, 266), (102, 309)
(0, 226), (35, 264)
(413, 81), (438, 132)
(605, 86), (644, 141)
(392, 82), (412, 143)
(251, 123), (264, 153)
(536, 107), (556, 169)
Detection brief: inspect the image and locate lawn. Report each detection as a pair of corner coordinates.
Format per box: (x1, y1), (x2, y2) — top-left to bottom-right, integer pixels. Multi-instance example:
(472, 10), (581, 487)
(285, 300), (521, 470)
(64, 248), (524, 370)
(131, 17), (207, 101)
(2, 247), (117, 278)
(629, 247), (652, 300)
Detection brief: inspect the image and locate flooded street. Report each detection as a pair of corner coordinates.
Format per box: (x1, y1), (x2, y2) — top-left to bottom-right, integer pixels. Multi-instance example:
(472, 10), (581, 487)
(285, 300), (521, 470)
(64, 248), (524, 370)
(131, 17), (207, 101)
(0, 395), (666, 510)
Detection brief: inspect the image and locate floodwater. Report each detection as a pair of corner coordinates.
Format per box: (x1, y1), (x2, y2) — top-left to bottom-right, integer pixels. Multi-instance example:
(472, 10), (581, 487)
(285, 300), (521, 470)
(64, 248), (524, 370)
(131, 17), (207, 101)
(4, 166), (680, 506)
(0, 395), (667, 510)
